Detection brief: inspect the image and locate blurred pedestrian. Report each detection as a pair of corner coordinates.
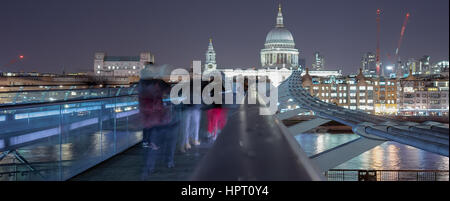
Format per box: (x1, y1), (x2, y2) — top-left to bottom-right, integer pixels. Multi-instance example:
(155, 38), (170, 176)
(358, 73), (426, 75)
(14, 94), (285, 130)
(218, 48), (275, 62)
(138, 63), (181, 179)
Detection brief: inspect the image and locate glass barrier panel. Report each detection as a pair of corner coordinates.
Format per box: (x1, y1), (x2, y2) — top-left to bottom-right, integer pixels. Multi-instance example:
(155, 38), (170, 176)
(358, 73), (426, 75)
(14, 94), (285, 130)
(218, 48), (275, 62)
(60, 101), (103, 180)
(0, 105), (62, 181)
(101, 99), (117, 160)
(126, 96), (142, 147)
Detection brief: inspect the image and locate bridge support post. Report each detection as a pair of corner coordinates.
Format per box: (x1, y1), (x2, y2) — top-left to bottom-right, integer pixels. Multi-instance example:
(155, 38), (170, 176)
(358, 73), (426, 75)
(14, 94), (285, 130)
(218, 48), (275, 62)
(288, 117), (331, 136)
(275, 108), (308, 120)
(310, 137), (385, 172)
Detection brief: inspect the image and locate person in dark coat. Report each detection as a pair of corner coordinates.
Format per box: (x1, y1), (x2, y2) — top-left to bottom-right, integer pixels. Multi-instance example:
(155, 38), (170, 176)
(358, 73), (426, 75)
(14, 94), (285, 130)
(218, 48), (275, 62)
(138, 63), (181, 179)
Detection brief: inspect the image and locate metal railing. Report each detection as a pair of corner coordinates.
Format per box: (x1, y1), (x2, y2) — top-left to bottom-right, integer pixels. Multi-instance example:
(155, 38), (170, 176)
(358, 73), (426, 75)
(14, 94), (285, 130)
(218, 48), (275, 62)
(191, 88), (325, 181)
(0, 85), (137, 106)
(0, 90), (142, 181)
(325, 169), (449, 181)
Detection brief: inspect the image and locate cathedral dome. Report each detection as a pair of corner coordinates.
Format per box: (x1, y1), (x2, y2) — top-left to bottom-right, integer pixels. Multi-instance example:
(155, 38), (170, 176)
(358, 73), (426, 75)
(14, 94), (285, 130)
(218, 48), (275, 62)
(265, 28), (294, 44)
(260, 4), (299, 69)
(263, 4), (295, 48)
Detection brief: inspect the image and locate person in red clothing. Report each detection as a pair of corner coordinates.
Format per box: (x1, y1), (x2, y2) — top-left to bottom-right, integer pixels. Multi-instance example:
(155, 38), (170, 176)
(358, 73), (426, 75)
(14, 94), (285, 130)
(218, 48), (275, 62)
(139, 63), (181, 178)
(206, 107), (229, 141)
(204, 72), (229, 141)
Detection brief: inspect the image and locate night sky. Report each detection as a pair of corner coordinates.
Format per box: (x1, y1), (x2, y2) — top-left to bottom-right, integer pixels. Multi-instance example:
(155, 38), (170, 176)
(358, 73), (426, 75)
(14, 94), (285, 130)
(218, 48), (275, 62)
(0, 0), (448, 74)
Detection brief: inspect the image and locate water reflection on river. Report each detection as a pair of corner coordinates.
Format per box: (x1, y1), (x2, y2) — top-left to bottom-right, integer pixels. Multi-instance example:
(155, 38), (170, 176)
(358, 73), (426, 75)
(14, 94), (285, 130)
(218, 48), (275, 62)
(295, 133), (449, 170)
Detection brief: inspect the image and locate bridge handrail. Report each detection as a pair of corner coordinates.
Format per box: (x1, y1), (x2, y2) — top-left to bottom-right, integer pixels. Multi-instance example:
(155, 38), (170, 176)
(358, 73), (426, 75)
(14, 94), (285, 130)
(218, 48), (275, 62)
(0, 86), (138, 107)
(191, 95), (324, 181)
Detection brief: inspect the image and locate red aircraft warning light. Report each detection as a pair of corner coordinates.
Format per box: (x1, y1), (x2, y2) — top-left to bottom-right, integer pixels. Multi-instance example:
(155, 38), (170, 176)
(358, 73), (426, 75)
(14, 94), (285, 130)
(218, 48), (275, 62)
(19, 55), (24, 59)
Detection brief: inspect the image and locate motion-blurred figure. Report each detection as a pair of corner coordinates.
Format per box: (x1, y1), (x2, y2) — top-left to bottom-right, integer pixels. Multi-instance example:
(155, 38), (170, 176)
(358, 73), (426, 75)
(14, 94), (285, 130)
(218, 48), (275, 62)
(179, 80), (202, 152)
(204, 72), (229, 141)
(138, 63), (181, 179)
(207, 107), (228, 141)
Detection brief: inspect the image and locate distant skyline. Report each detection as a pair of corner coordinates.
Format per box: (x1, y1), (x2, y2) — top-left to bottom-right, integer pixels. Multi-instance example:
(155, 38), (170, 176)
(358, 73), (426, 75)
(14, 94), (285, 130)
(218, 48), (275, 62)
(0, 0), (448, 74)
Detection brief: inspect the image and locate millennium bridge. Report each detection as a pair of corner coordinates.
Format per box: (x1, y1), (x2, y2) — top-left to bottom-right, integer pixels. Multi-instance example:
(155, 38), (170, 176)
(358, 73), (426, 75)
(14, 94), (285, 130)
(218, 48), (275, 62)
(0, 71), (448, 181)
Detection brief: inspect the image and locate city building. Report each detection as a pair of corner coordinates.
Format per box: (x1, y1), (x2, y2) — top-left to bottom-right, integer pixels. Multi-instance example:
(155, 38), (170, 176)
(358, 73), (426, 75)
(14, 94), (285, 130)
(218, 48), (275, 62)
(395, 58), (409, 78)
(207, 4), (297, 86)
(94, 52), (154, 77)
(260, 4), (299, 70)
(406, 58), (420, 75)
(361, 52), (376, 75)
(398, 71), (449, 116)
(301, 68), (398, 115)
(298, 58), (306, 71)
(431, 60), (449, 75)
(300, 70), (342, 77)
(312, 52), (325, 71)
(418, 55), (431, 75)
(213, 4), (345, 86)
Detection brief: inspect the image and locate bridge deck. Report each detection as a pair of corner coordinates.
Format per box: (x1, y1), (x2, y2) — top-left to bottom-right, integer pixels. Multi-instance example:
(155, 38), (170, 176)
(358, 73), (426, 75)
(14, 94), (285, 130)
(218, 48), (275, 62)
(70, 142), (213, 181)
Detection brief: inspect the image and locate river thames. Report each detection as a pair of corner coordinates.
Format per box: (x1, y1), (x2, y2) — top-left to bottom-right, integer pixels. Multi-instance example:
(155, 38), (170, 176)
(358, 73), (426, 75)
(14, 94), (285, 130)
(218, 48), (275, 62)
(295, 133), (449, 170)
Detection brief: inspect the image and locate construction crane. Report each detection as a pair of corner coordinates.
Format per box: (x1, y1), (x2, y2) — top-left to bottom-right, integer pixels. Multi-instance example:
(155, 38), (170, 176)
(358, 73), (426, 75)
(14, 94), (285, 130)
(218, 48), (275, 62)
(395, 13), (410, 59)
(394, 13), (410, 77)
(376, 9), (381, 76)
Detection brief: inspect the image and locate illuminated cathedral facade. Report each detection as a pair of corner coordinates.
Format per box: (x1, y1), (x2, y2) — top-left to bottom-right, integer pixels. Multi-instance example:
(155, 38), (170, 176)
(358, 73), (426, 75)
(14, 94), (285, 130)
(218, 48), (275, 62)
(203, 4), (297, 86)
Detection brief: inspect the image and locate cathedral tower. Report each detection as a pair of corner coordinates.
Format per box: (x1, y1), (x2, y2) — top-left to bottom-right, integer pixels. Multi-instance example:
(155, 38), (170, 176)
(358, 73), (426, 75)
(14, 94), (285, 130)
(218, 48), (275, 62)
(205, 38), (217, 72)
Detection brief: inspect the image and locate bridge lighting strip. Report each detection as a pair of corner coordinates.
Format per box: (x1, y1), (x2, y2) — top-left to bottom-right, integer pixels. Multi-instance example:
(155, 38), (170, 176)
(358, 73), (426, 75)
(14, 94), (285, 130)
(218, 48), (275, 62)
(115, 110), (139, 119)
(5, 113), (136, 149)
(105, 101), (138, 108)
(12, 101), (138, 120)
(69, 118), (99, 130)
(14, 106), (102, 120)
(9, 127), (60, 146)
